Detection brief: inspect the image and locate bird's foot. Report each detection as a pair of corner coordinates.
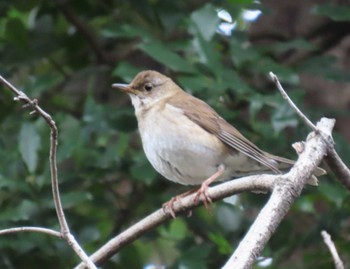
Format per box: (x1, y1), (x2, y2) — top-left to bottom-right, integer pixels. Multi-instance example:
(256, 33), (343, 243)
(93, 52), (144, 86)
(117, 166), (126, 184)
(163, 188), (198, 218)
(194, 182), (212, 211)
(162, 197), (178, 219)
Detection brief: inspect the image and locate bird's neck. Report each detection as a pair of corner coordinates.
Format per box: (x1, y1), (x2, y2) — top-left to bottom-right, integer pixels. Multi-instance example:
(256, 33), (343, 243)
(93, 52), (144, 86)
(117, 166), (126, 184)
(130, 92), (175, 120)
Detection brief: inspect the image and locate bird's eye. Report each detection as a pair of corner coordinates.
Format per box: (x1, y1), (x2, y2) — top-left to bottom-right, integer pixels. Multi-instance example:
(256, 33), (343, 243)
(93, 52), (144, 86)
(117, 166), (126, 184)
(144, 83), (153, 92)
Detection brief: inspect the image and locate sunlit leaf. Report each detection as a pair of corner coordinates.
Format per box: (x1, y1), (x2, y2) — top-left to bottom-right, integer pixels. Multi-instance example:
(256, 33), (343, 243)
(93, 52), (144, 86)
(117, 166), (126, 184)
(191, 4), (219, 41)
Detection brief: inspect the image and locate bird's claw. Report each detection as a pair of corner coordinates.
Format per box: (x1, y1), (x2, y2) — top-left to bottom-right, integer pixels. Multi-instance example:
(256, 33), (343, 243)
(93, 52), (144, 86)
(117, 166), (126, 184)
(162, 197), (178, 219)
(194, 183), (212, 211)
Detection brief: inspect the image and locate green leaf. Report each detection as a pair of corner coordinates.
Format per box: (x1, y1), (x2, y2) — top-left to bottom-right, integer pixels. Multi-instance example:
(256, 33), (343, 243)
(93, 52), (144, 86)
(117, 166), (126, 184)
(60, 192), (92, 209)
(254, 57), (297, 82)
(312, 3), (350, 21)
(191, 4), (219, 41)
(18, 122), (41, 173)
(177, 74), (214, 93)
(139, 40), (196, 73)
(298, 55), (350, 82)
(159, 219), (188, 240)
(0, 200), (38, 221)
(319, 182), (348, 207)
(191, 31), (222, 74)
(179, 245), (212, 269)
(57, 115), (82, 162)
(112, 62), (143, 82)
(101, 24), (151, 39)
(5, 18), (28, 46)
(273, 38), (315, 52)
(208, 232), (233, 255)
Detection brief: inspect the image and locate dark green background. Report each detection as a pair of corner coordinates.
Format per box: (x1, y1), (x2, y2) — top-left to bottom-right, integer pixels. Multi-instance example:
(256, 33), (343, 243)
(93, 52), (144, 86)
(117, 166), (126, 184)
(0, 1), (350, 268)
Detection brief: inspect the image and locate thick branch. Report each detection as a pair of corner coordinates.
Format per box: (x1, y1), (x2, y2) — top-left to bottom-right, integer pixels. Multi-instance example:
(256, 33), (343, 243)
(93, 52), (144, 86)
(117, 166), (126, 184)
(324, 147), (350, 191)
(222, 118), (334, 269)
(74, 174), (276, 269)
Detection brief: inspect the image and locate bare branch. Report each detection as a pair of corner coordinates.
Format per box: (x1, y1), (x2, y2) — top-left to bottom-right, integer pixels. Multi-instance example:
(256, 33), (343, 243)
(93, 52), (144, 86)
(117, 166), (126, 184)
(325, 146), (350, 191)
(321, 230), (345, 269)
(74, 174), (276, 269)
(0, 75), (97, 269)
(0, 227), (62, 238)
(269, 72), (318, 132)
(269, 72), (350, 190)
(222, 118), (334, 269)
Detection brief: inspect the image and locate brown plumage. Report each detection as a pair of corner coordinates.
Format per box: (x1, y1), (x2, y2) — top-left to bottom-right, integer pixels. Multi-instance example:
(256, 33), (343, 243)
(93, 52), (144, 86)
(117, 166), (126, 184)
(112, 70), (324, 216)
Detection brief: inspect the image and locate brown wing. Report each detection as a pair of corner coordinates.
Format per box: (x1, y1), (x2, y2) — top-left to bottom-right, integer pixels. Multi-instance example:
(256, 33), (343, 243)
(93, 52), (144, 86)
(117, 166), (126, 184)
(168, 91), (294, 173)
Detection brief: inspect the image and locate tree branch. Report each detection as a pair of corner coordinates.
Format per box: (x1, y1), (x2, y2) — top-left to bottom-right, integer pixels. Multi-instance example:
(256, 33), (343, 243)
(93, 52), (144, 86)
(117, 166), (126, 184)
(74, 174), (276, 269)
(269, 72), (317, 132)
(321, 230), (345, 269)
(0, 75), (97, 269)
(0, 227), (62, 238)
(269, 72), (350, 190)
(222, 117), (334, 269)
(324, 146), (350, 191)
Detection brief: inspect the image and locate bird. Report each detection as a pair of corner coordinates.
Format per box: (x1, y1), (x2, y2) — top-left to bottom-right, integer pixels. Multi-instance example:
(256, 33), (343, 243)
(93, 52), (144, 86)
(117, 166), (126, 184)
(112, 70), (324, 217)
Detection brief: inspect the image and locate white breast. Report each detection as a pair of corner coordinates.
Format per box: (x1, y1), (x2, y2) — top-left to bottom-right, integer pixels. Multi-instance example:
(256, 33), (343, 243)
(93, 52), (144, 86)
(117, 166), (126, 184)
(136, 103), (227, 185)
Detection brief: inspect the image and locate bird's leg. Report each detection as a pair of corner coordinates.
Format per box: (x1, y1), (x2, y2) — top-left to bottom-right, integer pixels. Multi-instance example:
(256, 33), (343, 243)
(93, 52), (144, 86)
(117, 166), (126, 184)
(163, 164), (225, 217)
(163, 188), (198, 218)
(194, 164), (225, 209)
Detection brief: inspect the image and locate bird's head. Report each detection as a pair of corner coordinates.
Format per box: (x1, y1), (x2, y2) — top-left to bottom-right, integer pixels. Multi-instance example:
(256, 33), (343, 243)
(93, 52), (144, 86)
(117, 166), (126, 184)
(112, 70), (180, 110)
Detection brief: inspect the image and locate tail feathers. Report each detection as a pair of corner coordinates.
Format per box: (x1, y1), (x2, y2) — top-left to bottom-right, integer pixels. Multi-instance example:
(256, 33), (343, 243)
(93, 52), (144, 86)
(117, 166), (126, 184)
(267, 153), (326, 186)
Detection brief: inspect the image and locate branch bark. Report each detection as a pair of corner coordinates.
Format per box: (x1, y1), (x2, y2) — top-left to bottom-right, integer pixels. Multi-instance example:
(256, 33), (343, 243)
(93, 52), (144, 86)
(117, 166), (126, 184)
(74, 174), (276, 269)
(0, 227), (62, 238)
(222, 118), (334, 269)
(321, 230), (345, 269)
(269, 72), (350, 190)
(324, 147), (350, 191)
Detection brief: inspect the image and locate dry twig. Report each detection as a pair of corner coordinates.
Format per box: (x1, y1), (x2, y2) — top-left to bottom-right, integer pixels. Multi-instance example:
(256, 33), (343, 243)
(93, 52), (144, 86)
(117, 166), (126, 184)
(269, 72), (350, 190)
(0, 75), (97, 269)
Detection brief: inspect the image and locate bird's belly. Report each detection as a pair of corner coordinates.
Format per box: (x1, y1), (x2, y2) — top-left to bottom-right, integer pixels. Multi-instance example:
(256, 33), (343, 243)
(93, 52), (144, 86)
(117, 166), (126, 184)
(138, 110), (227, 185)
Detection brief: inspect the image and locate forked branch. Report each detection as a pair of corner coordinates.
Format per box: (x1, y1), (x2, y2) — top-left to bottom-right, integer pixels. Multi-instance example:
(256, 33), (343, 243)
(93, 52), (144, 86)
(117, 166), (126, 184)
(0, 75), (96, 269)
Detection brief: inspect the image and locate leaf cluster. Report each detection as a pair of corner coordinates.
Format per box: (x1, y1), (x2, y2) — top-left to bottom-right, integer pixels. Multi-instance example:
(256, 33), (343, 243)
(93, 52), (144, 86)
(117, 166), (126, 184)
(0, 1), (350, 268)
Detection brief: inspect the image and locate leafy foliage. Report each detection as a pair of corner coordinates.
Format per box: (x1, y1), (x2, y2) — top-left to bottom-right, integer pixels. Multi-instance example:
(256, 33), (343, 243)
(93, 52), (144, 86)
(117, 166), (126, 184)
(0, 0), (350, 268)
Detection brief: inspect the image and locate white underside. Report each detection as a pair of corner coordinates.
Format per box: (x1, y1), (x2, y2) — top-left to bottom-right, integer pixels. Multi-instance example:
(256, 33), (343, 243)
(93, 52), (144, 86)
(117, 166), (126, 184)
(134, 100), (268, 185)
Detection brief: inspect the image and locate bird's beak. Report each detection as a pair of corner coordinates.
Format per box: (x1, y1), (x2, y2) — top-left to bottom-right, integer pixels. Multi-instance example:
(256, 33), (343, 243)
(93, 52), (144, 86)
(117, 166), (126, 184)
(112, 83), (136, 94)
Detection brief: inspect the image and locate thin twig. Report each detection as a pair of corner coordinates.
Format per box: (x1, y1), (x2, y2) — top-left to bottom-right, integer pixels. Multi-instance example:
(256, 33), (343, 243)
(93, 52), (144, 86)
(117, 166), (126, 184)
(0, 75), (69, 232)
(0, 75), (97, 269)
(0, 227), (62, 238)
(270, 72), (350, 191)
(269, 72), (318, 132)
(74, 174), (276, 269)
(268, 72), (349, 269)
(321, 230), (345, 269)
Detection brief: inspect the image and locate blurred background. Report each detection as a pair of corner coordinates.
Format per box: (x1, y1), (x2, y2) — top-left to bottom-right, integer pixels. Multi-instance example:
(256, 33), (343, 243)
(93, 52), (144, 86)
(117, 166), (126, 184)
(0, 0), (350, 268)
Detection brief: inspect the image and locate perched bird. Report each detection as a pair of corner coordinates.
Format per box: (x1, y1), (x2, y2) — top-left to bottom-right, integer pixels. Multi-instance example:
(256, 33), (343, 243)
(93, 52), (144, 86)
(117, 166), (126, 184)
(112, 70), (323, 216)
